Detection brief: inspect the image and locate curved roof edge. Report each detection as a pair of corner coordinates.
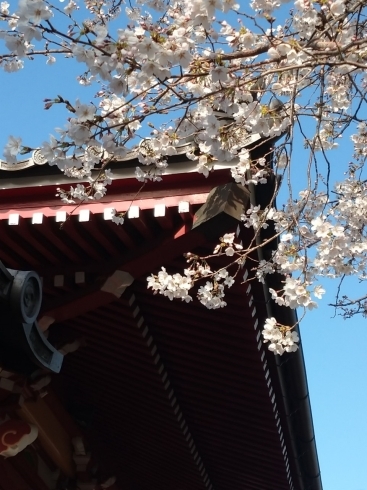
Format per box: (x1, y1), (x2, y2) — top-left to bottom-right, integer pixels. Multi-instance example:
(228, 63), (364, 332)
(0, 148), (242, 192)
(0, 134), (265, 190)
(262, 271), (323, 490)
(249, 164), (322, 490)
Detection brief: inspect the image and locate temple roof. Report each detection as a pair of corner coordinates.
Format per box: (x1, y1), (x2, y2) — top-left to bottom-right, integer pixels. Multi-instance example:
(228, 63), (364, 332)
(0, 150), (322, 490)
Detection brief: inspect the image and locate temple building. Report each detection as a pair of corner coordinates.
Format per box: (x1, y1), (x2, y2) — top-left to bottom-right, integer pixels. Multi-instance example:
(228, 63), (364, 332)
(0, 142), (322, 490)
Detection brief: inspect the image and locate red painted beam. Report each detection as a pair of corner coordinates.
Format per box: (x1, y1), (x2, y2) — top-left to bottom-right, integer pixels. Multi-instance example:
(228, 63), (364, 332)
(40, 225), (208, 324)
(40, 184), (246, 325)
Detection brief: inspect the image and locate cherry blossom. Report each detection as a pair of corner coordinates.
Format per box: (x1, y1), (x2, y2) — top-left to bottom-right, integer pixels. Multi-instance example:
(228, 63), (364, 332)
(3, 134), (21, 158)
(213, 233), (243, 256)
(262, 317), (299, 355)
(147, 268), (193, 302)
(1, 0), (367, 354)
(111, 209), (125, 225)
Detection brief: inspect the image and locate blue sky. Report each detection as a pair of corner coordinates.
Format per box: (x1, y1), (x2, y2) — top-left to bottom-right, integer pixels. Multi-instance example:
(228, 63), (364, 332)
(301, 282), (367, 490)
(1, 7), (367, 490)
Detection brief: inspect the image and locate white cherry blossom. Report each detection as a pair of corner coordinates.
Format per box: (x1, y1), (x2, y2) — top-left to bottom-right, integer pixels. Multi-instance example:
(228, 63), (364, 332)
(3, 135), (22, 163)
(262, 317), (299, 355)
(1, 0), (367, 354)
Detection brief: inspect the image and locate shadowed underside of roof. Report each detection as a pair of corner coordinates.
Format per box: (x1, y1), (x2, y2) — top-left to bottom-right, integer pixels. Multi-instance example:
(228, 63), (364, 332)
(53, 275), (292, 490)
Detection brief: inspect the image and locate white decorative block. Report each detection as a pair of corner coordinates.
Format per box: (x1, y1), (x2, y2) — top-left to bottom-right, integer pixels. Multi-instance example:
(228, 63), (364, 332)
(128, 205), (140, 219)
(32, 212), (43, 224)
(56, 211), (67, 222)
(154, 204), (166, 217)
(178, 201), (190, 213)
(8, 214), (19, 225)
(75, 271), (85, 284)
(79, 209), (90, 222)
(54, 275), (64, 287)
